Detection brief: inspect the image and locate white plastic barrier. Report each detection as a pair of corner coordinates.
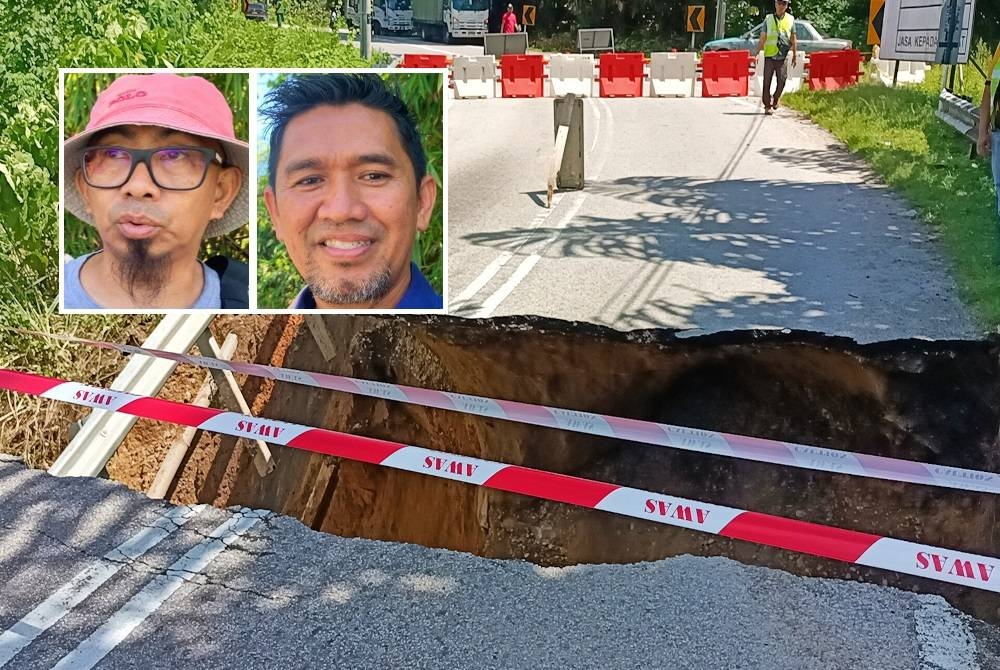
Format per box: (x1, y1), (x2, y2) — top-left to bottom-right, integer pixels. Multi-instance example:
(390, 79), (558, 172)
(649, 52), (697, 97)
(784, 55), (806, 93)
(873, 58), (928, 86)
(875, 57), (895, 84)
(548, 53), (595, 97)
(452, 56), (497, 99)
(750, 51), (767, 97)
(902, 61), (928, 85)
(750, 52), (805, 96)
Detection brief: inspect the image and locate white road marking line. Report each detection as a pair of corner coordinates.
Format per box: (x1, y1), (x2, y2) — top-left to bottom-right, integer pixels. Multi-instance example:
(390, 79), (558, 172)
(473, 190), (589, 318)
(915, 594), (980, 670)
(589, 99), (602, 153)
(474, 255), (542, 317)
(454, 97), (612, 311)
(49, 509), (267, 670)
(394, 42), (460, 56)
(0, 505), (205, 668)
(472, 98), (615, 317)
(452, 195), (565, 306)
(453, 252), (513, 303)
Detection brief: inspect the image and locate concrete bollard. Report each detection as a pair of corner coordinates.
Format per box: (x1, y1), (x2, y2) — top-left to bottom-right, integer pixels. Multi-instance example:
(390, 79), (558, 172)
(547, 93), (584, 207)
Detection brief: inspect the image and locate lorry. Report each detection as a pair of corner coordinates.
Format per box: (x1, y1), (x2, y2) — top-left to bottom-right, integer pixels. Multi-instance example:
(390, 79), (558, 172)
(345, 0), (413, 35)
(412, 0), (489, 42)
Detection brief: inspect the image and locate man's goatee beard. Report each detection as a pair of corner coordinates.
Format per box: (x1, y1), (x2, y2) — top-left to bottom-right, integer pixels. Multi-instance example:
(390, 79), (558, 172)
(309, 264), (393, 305)
(114, 239), (171, 302)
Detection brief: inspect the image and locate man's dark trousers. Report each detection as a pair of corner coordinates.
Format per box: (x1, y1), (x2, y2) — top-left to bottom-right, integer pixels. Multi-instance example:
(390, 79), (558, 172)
(762, 56), (789, 108)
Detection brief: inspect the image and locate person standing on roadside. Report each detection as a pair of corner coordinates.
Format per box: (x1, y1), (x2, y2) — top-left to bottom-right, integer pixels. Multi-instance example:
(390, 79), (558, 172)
(978, 43), (1000, 239)
(501, 3), (518, 34)
(756, 0), (797, 115)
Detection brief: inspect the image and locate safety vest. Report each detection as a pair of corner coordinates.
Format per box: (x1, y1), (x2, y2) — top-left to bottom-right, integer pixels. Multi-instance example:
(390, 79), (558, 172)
(991, 43), (1000, 130)
(764, 12), (794, 58)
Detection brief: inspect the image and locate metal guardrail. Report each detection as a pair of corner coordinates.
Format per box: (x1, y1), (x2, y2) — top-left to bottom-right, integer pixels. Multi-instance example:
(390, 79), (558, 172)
(936, 89), (980, 142)
(49, 314), (214, 478)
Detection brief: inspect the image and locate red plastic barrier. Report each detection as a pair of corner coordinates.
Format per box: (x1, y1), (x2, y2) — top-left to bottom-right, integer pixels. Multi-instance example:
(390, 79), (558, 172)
(701, 50), (751, 98)
(599, 52), (645, 97)
(500, 54), (545, 98)
(401, 54), (449, 68)
(807, 50), (863, 91)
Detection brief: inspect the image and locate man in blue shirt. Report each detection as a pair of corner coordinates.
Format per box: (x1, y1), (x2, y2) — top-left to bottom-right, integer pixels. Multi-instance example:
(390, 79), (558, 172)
(260, 73), (442, 310)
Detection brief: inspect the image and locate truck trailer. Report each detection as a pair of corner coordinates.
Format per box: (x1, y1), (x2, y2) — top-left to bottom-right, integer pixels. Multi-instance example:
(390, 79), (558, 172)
(412, 0), (489, 42)
(346, 0), (414, 34)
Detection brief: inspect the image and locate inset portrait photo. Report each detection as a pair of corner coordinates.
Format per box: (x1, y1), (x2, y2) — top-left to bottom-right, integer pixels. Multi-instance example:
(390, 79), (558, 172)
(256, 70), (446, 312)
(61, 70), (251, 312)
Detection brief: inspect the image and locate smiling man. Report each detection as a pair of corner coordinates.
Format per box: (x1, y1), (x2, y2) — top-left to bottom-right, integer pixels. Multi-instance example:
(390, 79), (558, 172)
(63, 73), (249, 309)
(260, 73), (441, 310)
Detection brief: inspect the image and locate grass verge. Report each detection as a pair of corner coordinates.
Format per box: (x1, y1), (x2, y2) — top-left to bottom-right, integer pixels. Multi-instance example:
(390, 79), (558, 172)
(783, 79), (1000, 333)
(0, 309), (157, 467)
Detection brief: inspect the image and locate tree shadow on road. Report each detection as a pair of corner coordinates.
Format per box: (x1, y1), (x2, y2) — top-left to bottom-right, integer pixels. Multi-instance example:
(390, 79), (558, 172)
(454, 175), (971, 341)
(757, 146), (878, 176)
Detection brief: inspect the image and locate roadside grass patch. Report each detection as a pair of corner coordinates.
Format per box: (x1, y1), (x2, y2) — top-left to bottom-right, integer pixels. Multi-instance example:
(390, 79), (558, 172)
(784, 80), (1000, 332)
(0, 0), (369, 462)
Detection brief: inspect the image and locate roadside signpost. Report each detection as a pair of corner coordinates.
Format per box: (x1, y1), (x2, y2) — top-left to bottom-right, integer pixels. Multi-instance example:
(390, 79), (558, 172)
(878, 0), (977, 64)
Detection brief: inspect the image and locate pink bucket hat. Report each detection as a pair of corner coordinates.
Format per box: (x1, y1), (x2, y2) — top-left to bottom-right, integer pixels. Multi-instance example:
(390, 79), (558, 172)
(63, 73), (250, 238)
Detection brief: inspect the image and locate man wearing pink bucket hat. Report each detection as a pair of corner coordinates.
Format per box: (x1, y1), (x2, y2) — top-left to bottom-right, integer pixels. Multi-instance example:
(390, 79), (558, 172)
(63, 73), (249, 309)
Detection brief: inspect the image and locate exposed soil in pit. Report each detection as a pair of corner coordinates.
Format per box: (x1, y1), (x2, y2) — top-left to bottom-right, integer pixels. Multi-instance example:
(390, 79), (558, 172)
(109, 315), (1000, 622)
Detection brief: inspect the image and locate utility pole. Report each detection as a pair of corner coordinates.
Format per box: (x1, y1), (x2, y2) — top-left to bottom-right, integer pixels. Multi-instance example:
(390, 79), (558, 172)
(714, 0), (727, 40)
(360, 0), (372, 60)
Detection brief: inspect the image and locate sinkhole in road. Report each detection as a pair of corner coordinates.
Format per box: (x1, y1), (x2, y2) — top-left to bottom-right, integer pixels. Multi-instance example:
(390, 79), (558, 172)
(120, 315), (1000, 621)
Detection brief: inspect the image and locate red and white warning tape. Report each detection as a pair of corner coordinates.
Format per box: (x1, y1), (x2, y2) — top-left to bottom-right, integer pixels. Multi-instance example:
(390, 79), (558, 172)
(37, 331), (1000, 496)
(1, 367), (997, 593)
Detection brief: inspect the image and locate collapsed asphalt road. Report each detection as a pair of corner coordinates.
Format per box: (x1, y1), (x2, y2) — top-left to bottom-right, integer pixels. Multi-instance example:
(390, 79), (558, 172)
(1, 456), (996, 669)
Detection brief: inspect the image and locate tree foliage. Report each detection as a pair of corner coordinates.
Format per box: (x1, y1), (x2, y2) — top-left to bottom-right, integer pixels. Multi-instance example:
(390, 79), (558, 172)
(0, 0), (367, 323)
(510, 1), (997, 54)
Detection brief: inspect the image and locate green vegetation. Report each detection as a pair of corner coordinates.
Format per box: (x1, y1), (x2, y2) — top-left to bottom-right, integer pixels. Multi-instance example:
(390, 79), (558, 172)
(521, 1), (997, 53)
(256, 173), (300, 305)
(0, 0), (370, 463)
(0, 0), (368, 339)
(784, 52), (1000, 331)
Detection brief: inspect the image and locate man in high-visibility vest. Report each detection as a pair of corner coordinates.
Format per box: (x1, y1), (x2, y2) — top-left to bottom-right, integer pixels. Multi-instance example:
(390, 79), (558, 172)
(978, 43), (1000, 230)
(756, 0), (798, 115)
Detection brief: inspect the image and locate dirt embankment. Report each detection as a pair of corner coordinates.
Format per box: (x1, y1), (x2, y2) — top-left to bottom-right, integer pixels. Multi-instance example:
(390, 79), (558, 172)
(108, 315), (1000, 621)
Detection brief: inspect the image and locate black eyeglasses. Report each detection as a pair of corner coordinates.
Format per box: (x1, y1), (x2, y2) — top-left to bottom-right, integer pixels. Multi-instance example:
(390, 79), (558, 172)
(81, 146), (225, 191)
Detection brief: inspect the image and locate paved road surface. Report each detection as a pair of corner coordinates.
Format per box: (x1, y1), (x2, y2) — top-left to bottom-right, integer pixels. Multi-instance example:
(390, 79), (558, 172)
(373, 33), (485, 59)
(447, 95), (980, 342)
(2, 456), (995, 669)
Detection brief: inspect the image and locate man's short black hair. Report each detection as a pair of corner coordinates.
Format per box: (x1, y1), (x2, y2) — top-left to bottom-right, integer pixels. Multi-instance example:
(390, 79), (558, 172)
(260, 73), (428, 189)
